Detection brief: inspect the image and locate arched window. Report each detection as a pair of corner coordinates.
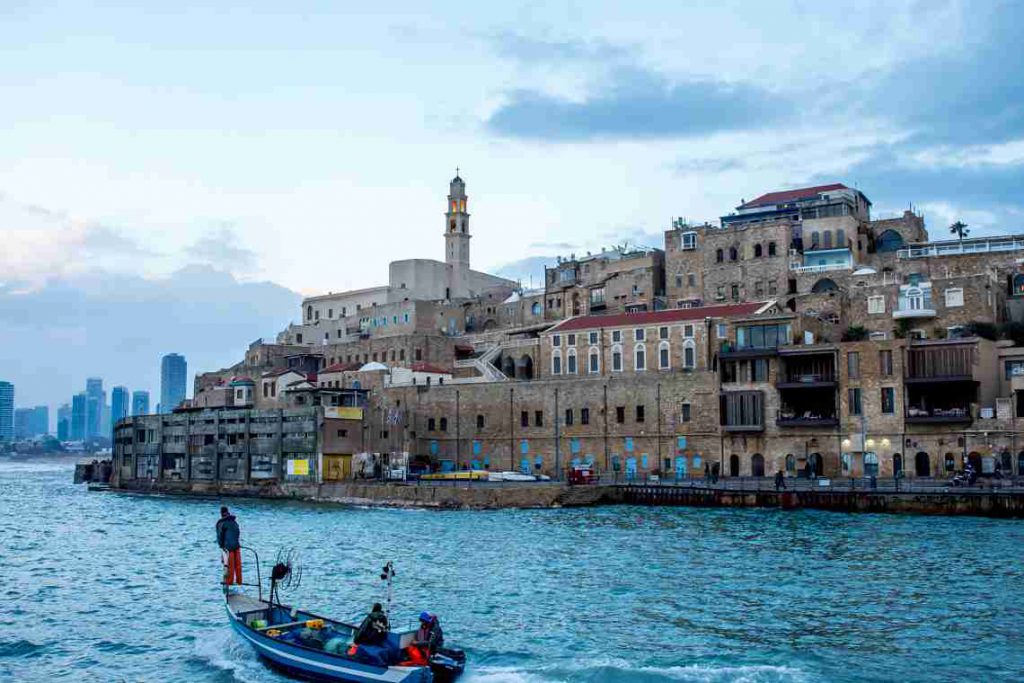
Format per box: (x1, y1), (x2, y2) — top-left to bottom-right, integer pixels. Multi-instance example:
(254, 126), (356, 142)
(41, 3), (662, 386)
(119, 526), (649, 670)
(531, 302), (542, 316)
(658, 341), (671, 369)
(716, 249), (723, 263)
(566, 348), (577, 374)
(634, 344), (646, 371)
(906, 286), (924, 310)
(811, 278), (838, 293)
(439, 417), (448, 432)
(876, 229), (904, 252)
(785, 454), (795, 472)
(768, 242), (776, 256)
(751, 453), (765, 477)
(551, 349), (562, 375)
(754, 244), (763, 257)
(864, 452), (879, 476)
(611, 345), (623, 372)
(307, 305), (313, 320)
(729, 246), (738, 261)
(836, 228), (846, 248)
(823, 230), (833, 248)
(811, 231), (820, 248)
(683, 339), (696, 369)
(588, 347), (600, 373)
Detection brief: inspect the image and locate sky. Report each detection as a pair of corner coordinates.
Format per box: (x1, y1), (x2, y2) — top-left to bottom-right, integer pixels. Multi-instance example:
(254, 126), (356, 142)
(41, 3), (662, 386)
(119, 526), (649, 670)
(2, 0), (1024, 414)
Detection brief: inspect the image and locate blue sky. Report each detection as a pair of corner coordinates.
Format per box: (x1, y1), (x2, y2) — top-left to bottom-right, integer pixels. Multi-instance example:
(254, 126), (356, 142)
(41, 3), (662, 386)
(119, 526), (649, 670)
(2, 0), (1023, 410)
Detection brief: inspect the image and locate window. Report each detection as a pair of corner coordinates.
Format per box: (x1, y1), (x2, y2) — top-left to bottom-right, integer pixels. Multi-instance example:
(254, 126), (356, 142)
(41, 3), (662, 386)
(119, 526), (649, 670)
(589, 331), (598, 344)
(551, 349), (562, 375)
(552, 334), (561, 347)
(521, 411), (529, 427)
(675, 274), (683, 288)
(659, 341), (671, 369)
(945, 288), (964, 308)
(681, 403), (691, 422)
(615, 406), (625, 423)
(823, 231), (833, 248)
(849, 388), (862, 416)
(534, 411), (543, 427)
(634, 344), (646, 371)
(754, 244), (763, 257)
(716, 249), (723, 263)
(768, 281), (777, 295)
(588, 348), (600, 373)
(635, 405), (645, 423)
(564, 408), (574, 426)
(476, 414), (485, 429)
(752, 358), (768, 382)
(879, 350), (893, 376)
(336, 429), (348, 438)
(687, 273), (696, 287)
(867, 295), (885, 314)
(659, 326), (669, 340)
(428, 418), (436, 431)
(612, 345), (623, 371)
(847, 352), (860, 379)
(811, 231), (820, 248)
(581, 408), (590, 425)
(768, 242), (777, 256)
(567, 348), (577, 374)
(755, 281), (764, 297)
(1005, 360), (1024, 379)
(439, 417), (447, 432)
(717, 323), (727, 338)
(415, 348), (422, 361)
(881, 387), (895, 414)
(731, 284), (740, 301)
(531, 302), (542, 316)
(612, 330), (622, 343)
(567, 333), (576, 346)
(683, 340), (696, 369)
(729, 246), (738, 261)
(681, 231), (697, 250)
(635, 328), (645, 341)
(716, 285), (726, 300)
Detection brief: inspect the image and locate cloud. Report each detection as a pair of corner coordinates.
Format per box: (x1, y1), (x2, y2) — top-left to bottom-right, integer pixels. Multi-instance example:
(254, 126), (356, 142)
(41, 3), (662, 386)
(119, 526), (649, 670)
(490, 32), (628, 65)
(0, 265), (301, 408)
(487, 66), (789, 142)
(493, 255), (556, 287)
(183, 225), (258, 271)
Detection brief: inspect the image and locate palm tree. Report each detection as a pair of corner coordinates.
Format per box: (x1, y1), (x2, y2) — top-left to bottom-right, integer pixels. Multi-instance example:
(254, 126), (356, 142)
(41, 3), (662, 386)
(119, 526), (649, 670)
(950, 220), (970, 240)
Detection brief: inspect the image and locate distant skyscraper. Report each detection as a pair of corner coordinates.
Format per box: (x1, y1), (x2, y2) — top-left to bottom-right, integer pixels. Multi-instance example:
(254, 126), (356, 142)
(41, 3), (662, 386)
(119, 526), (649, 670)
(57, 403), (71, 441)
(132, 390), (150, 416)
(29, 406), (48, 437)
(0, 381), (13, 442)
(14, 408), (31, 439)
(161, 354), (187, 414)
(85, 378), (105, 439)
(111, 386), (130, 430)
(71, 392), (87, 441)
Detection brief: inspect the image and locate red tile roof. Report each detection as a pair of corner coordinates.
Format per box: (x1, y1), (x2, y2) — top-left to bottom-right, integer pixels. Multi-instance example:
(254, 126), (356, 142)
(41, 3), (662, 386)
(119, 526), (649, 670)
(321, 362), (362, 373)
(740, 183), (848, 210)
(547, 302), (766, 333)
(411, 362), (451, 375)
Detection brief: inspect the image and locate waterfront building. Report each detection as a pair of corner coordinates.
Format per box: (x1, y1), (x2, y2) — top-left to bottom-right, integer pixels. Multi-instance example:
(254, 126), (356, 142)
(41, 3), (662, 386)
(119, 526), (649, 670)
(111, 387), (130, 430)
(85, 378), (105, 439)
(57, 403), (71, 441)
(15, 406), (49, 438)
(131, 390), (150, 416)
(71, 393), (87, 441)
(0, 381), (13, 442)
(161, 354), (187, 414)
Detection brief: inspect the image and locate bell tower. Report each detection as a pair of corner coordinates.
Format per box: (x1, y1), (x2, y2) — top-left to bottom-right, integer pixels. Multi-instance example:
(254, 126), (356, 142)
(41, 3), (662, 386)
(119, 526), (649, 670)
(445, 171), (470, 270)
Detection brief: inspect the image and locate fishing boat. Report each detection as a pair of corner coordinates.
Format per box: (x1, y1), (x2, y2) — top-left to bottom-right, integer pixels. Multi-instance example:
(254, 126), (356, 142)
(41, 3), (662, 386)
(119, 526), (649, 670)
(225, 550), (466, 683)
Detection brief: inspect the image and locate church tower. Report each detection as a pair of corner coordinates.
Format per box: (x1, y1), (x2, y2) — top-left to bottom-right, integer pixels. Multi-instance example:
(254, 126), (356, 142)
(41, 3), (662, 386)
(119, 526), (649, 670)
(445, 172), (471, 270)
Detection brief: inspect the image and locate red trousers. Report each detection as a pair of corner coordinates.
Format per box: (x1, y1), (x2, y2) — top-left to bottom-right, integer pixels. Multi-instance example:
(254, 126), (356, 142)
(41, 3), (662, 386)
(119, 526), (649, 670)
(224, 548), (243, 585)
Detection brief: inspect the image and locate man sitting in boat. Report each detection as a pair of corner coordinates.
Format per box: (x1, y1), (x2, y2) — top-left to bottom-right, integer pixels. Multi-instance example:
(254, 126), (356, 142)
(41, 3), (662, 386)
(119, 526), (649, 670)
(353, 602), (389, 646)
(215, 506), (242, 586)
(413, 612), (443, 654)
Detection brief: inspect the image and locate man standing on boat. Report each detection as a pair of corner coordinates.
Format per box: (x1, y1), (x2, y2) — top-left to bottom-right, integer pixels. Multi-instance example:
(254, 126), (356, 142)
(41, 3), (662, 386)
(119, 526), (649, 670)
(216, 506), (242, 587)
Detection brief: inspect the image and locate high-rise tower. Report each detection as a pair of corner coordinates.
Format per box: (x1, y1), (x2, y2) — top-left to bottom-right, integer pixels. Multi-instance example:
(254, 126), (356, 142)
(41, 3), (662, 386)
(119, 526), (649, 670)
(445, 172), (470, 271)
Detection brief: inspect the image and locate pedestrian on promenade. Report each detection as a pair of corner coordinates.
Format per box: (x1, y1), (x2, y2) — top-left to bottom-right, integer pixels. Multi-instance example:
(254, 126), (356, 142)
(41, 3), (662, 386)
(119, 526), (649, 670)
(216, 506), (243, 586)
(774, 469), (786, 491)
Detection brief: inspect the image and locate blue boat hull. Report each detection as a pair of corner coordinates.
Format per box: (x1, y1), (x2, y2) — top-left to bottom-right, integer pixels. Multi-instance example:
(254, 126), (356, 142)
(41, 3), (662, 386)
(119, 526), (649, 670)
(226, 603), (432, 683)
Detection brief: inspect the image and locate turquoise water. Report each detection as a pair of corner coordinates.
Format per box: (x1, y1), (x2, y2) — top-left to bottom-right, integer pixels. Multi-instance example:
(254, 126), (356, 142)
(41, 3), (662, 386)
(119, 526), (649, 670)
(2, 459), (1023, 682)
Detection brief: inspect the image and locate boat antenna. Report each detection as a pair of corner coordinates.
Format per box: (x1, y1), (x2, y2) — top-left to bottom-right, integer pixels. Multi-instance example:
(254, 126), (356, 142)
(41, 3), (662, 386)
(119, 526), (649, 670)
(380, 561), (396, 623)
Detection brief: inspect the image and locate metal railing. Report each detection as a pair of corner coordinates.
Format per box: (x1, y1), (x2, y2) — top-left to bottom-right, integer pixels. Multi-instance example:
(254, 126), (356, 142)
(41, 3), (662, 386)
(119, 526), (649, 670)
(788, 262), (852, 274)
(897, 238), (1024, 259)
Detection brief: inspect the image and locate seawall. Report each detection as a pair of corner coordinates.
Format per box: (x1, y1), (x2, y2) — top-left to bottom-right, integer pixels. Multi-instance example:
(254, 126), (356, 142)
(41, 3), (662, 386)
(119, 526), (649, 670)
(111, 479), (1024, 517)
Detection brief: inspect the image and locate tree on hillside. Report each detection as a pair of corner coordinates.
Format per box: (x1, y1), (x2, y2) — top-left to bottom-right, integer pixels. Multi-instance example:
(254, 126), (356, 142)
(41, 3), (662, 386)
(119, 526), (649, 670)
(950, 220), (970, 240)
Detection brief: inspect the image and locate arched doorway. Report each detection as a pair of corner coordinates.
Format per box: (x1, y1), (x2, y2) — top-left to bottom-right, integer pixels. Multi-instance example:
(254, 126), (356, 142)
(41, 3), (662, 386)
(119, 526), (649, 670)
(876, 229), (905, 253)
(893, 453), (903, 477)
(571, 293), (581, 316)
(864, 452), (879, 476)
(914, 451), (931, 477)
(968, 452), (982, 473)
(516, 355), (534, 380)
(729, 454), (740, 477)
(808, 452), (823, 477)
(751, 453), (765, 477)
(999, 451), (1012, 473)
(502, 356), (515, 378)
(811, 278), (838, 294)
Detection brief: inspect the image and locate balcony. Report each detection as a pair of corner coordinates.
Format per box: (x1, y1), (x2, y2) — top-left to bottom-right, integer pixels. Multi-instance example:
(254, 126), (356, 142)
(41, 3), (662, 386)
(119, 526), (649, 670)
(897, 236), (1024, 259)
(892, 307), (936, 320)
(788, 261), (853, 275)
(905, 344), (975, 382)
(721, 391), (764, 432)
(777, 416), (839, 427)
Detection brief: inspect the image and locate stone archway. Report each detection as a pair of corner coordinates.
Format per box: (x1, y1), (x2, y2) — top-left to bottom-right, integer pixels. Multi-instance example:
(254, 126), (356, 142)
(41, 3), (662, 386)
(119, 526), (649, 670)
(915, 451), (931, 477)
(751, 453), (765, 477)
(516, 354), (534, 380)
(729, 454), (740, 477)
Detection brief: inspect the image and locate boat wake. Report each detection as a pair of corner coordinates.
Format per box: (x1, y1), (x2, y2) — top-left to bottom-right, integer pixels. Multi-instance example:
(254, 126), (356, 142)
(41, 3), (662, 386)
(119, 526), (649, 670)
(192, 629), (282, 682)
(464, 658), (808, 683)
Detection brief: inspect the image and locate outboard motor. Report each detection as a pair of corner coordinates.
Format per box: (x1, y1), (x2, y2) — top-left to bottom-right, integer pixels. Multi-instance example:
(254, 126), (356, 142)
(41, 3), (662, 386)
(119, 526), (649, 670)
(429, 648), (466, 683)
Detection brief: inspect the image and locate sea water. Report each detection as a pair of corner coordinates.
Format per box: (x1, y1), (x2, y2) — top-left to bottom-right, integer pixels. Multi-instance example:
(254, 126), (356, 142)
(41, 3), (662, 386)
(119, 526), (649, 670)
(2, 458), (1023, 682)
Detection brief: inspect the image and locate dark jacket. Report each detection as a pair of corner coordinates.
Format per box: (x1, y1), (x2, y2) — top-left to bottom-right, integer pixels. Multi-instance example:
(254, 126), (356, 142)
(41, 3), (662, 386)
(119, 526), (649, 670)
(414, 620), (443, 652)
(354, 608), (389, 645)
(216, 515), (241, 551)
